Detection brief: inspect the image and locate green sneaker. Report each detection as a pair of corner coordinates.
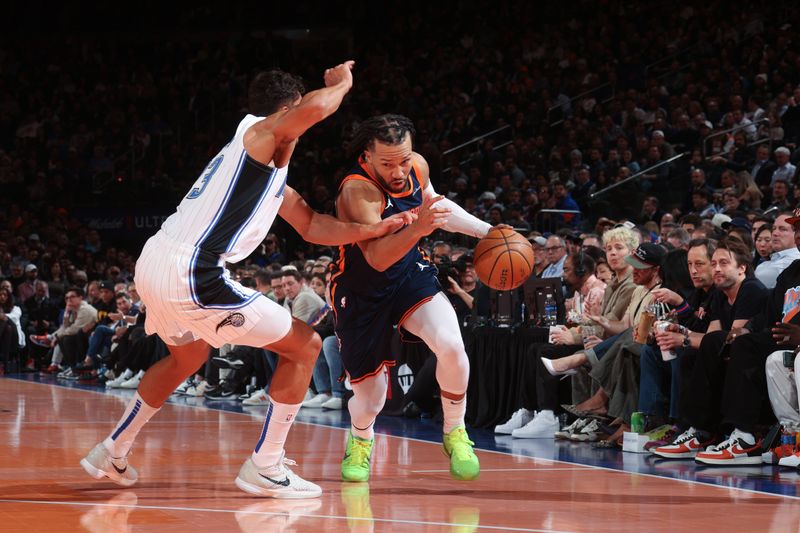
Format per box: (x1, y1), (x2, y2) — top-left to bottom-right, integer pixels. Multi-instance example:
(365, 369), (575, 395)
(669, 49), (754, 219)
(341, 432), (374, 482)
(442, 426), (480, 480)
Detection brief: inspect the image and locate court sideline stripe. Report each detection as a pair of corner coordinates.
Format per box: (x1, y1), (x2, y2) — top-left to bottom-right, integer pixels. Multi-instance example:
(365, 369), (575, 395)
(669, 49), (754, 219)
(0, 498), (568, 532)
(6, 377), (799, 502)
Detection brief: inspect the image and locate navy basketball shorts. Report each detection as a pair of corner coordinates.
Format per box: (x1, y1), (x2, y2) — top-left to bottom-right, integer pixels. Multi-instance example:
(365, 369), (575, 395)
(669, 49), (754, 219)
(332, 268), (440, 384)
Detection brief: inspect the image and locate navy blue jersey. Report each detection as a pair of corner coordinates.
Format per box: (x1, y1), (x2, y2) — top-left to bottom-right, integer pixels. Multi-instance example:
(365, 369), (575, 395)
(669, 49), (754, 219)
(331, 157), (432, 300)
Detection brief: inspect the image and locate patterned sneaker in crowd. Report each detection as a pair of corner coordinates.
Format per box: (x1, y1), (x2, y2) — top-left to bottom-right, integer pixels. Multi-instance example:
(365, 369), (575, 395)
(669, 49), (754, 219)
(242, 389), (270, 406)
(555, 417), (589, 439)
(570, 419), (602, 442)
(643, 424), (678, 450)
(695, 429), (762, 466)
(651, 427), (714, 459)
(186, 380), (216, 397)
(173, 377), (195, 395)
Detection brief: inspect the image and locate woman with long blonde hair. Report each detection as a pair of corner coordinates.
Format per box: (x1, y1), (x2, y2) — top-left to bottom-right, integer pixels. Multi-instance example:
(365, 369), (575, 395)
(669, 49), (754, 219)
(735, 170), (763, 209)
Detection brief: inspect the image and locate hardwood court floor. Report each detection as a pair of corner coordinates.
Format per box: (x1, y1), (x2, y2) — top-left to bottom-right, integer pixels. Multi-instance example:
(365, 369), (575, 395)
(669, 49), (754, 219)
(2, 377), (800, 532)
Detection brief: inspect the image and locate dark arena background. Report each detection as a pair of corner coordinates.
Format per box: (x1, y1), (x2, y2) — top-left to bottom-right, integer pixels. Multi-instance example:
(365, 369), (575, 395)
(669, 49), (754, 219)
(3, 1), (800, 531)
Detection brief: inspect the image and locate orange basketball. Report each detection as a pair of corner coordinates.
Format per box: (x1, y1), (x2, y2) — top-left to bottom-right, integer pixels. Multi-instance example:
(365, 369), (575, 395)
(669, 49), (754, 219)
(474, 227), (535, 291)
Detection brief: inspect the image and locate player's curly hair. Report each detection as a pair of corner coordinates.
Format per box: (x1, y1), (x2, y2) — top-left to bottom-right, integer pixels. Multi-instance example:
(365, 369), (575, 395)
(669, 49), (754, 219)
(346, 114), (416, 159)
(248, 70), (305, 116)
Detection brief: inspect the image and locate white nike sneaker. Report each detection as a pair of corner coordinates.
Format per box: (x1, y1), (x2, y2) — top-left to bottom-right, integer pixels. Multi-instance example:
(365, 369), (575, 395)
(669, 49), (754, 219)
(511, 410), (559, 439)
(235, 454), (322, 499)
(119, 369), (145, 389)
(495, 408), (536, 434)
(80, 442), (138, 487)
(106, 369), (133, 388)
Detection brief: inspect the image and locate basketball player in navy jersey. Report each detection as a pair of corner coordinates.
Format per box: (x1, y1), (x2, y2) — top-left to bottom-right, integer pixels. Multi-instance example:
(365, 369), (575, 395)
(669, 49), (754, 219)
(80, 62), (413, 499)
(331, 114), (504, 481)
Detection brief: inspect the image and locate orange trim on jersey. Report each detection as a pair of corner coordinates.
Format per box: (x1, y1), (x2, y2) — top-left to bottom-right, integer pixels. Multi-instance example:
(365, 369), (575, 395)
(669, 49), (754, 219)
(397, 295), (435, 328)
(418, 246), (431, 262)
(348, 360), (397, 385)
(339, 174), (387, 212)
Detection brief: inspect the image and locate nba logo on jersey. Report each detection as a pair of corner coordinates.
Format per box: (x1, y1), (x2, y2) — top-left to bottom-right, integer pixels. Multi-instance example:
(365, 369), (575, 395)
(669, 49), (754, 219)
(340, 296), (347, 308)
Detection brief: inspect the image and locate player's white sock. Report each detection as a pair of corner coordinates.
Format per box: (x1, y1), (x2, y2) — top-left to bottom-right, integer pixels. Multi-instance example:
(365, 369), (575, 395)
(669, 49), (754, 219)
(251, 400), (301, 469)
(441, 393), (467, 434)
(103, 392), (159, 457)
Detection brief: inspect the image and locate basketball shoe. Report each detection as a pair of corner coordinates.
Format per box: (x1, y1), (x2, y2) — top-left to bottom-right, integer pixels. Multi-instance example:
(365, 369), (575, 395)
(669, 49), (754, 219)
(235, 453), (321, 499)
(341, 432), (374, 482)
(80, 443), (138, 486)
(443, 426), (480, 480)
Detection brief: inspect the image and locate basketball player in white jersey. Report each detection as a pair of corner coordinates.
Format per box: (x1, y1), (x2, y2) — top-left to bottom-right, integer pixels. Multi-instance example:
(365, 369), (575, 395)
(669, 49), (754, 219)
(80, 61), (411, 499)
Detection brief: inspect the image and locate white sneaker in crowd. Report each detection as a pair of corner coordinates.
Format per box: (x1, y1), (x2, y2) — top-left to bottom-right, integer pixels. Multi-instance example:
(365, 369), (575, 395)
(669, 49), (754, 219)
(186, 380), (216, 397)
(106, 369), (134, 388)
(511, 410), (559, 439)
(174, 377), (195, 395)
(119, 369), (145, 389)
(494, 408), (536, 434)
(242, 389), (270, 406)
(302, 393), (332, 409)
(320, 396), (343, 410)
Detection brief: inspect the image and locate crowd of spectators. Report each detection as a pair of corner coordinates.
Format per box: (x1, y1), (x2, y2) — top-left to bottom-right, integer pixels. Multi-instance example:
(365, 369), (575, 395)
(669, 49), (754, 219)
(3, 1), (800, 462)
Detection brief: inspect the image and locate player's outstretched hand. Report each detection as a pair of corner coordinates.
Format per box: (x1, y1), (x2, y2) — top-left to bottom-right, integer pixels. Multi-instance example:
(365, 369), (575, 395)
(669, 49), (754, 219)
(413, 194), (451, 237)
(368, 211), (416, 238)
(325, 60), (355, 89)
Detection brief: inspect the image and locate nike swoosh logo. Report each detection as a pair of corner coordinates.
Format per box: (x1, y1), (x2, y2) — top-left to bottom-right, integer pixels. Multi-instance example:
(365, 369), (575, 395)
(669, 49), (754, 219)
(112, 463), (127, 474)
(259, 473), (290, 486)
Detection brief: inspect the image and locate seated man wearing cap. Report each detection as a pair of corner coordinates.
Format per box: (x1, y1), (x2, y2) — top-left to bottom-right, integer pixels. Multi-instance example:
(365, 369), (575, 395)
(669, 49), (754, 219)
(539, 243), (666, 445)
(17, 264), (40, 304)
(528, 235), (548, 278)
(755, 212), (800, 289)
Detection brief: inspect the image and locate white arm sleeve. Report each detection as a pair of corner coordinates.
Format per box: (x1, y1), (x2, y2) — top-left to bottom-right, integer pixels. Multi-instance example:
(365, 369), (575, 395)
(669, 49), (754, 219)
(426, 182), (492, 238)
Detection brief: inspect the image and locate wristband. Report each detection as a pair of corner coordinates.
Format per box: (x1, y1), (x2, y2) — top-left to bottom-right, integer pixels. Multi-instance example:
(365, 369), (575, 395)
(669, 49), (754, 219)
(682, 334), (691, 348)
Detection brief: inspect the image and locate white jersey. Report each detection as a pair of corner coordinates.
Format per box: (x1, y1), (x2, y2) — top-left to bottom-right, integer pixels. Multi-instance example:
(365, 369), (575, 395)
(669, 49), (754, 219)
(133, 114), (294, 348)
(161, 114), (288, 264)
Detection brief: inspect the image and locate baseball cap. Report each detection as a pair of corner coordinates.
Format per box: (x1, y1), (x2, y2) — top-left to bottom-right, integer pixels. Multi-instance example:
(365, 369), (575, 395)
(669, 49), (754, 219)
(786, 208), (800, 225)
(478, 191), (496, 201)
(721, 217), (752, 231)
(711, 213), (732, 229)
(529, 236), (547, 247)
(625, 243), (667, 270)
(99, 280), (114, 291)
(24, 264), (38, 273)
